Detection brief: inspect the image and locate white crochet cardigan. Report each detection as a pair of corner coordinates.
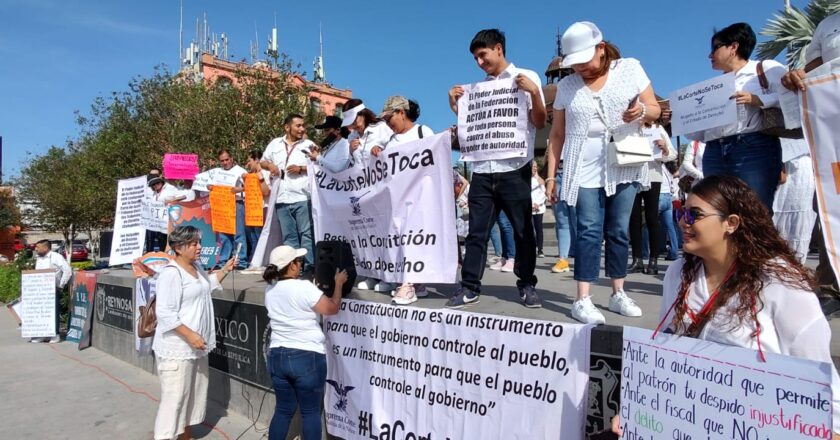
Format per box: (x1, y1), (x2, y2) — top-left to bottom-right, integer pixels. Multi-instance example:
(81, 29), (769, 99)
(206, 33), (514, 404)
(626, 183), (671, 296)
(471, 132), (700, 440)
(556, 58), (651, 206)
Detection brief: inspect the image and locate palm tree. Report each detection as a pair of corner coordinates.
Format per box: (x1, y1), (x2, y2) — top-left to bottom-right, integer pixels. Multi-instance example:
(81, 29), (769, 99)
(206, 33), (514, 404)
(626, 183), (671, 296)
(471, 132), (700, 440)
(756, 0), (840, 68)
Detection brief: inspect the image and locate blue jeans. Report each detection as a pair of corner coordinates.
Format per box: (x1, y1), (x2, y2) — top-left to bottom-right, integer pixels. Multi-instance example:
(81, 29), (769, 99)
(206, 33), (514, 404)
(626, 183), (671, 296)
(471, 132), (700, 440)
(275, 200), (314, 270)
(489, 224), (502, 256)
(659, 193), (679, 259)
(574, 182), (639, 282)
(553, 197), (577, 259)
(703, 132), (782, 214)
(267, 347), (326, 440)
(219, 202), (248, 268)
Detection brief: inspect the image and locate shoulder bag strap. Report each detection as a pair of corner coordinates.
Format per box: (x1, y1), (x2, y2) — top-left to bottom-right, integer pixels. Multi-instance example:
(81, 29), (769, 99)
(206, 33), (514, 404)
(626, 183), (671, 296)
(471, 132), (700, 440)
(756, 61), (770, 92)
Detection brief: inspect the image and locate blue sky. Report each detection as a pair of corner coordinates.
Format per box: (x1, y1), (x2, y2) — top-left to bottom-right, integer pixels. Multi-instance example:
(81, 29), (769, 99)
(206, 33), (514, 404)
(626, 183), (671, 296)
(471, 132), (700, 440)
(0, 0), (808, 179)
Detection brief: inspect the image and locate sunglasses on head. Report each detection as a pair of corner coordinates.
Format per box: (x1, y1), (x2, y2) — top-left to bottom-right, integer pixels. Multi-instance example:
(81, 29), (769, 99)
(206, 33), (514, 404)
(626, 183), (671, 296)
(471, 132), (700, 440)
(676, 207), (726, 225)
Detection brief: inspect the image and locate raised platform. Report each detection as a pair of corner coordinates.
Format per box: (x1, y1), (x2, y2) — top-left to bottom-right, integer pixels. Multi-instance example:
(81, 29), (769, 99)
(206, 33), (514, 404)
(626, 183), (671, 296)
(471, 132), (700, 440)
(89, 254), (840, 436)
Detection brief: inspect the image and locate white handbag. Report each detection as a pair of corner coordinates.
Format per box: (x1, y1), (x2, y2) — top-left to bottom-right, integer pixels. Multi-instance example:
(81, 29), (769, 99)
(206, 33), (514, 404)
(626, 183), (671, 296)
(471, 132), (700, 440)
(607, 132), (653, 166)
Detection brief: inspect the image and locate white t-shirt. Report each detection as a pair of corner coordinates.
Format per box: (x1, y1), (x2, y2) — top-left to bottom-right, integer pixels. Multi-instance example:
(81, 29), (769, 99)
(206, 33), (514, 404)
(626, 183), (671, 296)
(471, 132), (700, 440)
(578, 109), (608, 189)
(265, 279), (326, 354)
(661, 259), (840, 432)
(214, 165), (248, 200)
(316, 137), (352, 173)
(384, 124), (434, 147)
(262, 136), (317, 204)
(807, 12), (840, 65)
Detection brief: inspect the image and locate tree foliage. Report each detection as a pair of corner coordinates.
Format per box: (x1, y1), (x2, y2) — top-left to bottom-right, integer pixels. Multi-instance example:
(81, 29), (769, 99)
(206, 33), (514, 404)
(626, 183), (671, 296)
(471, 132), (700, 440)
(17, 53), (324, 241)
(757, 0), (840, 68)
(0, 188), (20, 230)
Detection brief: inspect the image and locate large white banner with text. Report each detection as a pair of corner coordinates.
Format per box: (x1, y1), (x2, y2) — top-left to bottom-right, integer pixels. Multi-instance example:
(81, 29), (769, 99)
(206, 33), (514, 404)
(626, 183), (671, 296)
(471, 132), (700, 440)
(621, 327), (833, 440)
(803, 60), (840, 287)
(324, 300), (591, 439)
(310, 132), (457, 284)
(457, 77), (530, 162)
(109, 176), (147, 266)
(669, 73), (737, 136)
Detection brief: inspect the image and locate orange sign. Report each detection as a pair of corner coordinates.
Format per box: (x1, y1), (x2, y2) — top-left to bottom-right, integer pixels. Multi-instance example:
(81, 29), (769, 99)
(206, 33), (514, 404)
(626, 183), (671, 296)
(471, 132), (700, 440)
(209, 185), (236, 235)
(244, 174), (265, 227)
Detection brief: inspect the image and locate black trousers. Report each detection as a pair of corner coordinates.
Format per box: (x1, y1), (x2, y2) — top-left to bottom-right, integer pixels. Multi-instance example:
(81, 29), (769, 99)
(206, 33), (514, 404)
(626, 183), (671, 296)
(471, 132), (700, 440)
(461, 164), (537, 292)
(629, 182), (661, 260)
(532, 214), (544, 253)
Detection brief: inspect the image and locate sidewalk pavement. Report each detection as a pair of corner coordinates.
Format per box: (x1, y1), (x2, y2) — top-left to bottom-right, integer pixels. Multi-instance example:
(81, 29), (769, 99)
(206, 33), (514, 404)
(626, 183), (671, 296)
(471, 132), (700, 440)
(0, 309), (268, 440)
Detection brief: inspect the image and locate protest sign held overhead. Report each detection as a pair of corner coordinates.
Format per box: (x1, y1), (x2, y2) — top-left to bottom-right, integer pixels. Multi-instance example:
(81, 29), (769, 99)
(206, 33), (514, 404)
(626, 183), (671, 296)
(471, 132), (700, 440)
(244, 173), (264, 226)
(20, 269), (58, 338)
(669, 73), (737, 136)
(324, 299), (590, 439)
(192, 168), (240, 192)
(162, 153), (199, 180)
(310, 132), (457, 284)
(109, 176), (147, 266)
(621, 327), (834, 440)
(457, 78), (530, 162)
(209, 185), (236, 235)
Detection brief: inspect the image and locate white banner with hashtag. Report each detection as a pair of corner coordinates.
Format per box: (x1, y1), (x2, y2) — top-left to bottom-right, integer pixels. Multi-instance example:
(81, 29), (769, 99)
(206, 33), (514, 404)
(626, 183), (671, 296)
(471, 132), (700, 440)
(323, 299), (591, 439)
(309, 132), (458, 284)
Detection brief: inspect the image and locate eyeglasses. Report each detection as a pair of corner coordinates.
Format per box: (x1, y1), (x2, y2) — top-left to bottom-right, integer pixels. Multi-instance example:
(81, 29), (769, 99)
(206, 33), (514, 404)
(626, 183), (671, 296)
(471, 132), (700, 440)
(676, 207), (726, 226)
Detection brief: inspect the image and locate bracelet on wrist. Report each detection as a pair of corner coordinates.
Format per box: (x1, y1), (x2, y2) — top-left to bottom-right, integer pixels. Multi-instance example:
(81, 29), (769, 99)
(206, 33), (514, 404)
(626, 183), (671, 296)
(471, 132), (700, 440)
(546, 177), (557, 182)
(638, 103), (647, 121)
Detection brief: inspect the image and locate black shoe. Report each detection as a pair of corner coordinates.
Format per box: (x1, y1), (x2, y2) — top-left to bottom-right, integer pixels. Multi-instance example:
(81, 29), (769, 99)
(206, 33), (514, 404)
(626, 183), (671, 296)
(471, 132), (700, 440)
(518, 285), (542, 308)
(445, 286), (480, 309)
(645, 259), (659, 275)
(628, 258), (645, 273)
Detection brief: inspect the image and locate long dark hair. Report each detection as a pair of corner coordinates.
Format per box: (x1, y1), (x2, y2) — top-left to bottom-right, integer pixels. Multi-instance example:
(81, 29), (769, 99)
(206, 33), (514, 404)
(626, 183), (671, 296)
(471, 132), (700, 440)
(342, 98), (380, 130)
(672, 176), (815, 335)
(593, 41), (621, 78)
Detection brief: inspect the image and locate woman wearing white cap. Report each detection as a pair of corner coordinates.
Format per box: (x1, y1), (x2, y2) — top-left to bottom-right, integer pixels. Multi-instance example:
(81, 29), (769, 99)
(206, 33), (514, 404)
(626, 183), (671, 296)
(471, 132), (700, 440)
(263, 245), (347, 440)
(545, 21), (661, 325)
(341, 98), (394, 166)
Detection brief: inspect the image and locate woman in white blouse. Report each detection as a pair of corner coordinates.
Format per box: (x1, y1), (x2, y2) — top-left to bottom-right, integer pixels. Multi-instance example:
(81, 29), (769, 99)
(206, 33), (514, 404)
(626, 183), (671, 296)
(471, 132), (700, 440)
(152, 226), (236, 440)
(688, 22), (786, 213)
(546, 21), (661, 325)
(341, 98), (394, 167)
(659, 175), (840, 436)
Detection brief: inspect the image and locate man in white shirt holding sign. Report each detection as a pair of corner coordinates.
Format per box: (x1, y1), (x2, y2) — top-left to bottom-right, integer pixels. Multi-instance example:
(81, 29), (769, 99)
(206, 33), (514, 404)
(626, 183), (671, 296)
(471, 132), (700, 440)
(31, 239), (72, 343)
(261, 114), (318, 275)
(446, 29), (546, 309)
(212, 149), (248, 270)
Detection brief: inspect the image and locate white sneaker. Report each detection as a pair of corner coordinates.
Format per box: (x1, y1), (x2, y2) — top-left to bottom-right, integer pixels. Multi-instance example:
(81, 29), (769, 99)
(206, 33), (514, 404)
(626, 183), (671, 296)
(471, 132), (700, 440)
(357, 278), (378, 290)
(414, 284), (429, 298)
(374, 281), (395, 293)
(392, 284), (418, 305)
(489, 258), (506, 270)
(609, 290), (643, 317)
(48, 335), (61, 344)
(572, 297), (606, 325)
(500, 260), (515, 272)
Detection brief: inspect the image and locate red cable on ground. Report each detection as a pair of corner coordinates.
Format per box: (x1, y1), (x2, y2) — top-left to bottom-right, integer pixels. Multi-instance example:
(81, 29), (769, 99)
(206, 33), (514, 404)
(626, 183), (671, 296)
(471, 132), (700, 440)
(49, 345), (233, 440)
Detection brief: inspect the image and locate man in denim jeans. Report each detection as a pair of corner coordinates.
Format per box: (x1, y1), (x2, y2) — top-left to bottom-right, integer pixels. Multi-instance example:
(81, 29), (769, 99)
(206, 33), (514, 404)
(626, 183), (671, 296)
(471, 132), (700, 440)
(260, 114), (318, 276)
(446, 29), (546, 309)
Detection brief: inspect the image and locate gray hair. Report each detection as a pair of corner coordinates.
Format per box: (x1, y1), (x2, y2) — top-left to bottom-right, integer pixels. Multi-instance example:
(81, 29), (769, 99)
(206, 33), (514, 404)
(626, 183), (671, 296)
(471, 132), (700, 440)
(167, 226), (201, 253)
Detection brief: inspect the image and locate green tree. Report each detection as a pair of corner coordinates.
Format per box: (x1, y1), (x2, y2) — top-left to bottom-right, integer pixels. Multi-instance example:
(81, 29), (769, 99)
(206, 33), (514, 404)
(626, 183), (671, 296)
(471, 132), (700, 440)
(0, 189), (20, 230)
(17, 52), (325, 246)
(756, 0), (840, 68)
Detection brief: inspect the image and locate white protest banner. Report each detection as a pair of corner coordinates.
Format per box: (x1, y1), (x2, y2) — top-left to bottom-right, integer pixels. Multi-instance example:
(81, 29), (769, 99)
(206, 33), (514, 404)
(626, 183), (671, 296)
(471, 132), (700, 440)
(669, 73), (737, 136)
(20, 269), (57, 338)
(621, 327), (833, 440)
(457, 77), (529, 161)
(324, 299), (591, 439)
(310, 132), (457, 284)
(803, 60), (840, 285)
(109, 176), (147, 266)
(192, 168), (239, 192)
(141, 198), (169, 233)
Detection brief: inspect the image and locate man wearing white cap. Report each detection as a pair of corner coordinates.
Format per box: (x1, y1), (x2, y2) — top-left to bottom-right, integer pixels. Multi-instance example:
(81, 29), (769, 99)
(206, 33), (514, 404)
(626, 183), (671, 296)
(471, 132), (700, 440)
(446, 29), (547, 309)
